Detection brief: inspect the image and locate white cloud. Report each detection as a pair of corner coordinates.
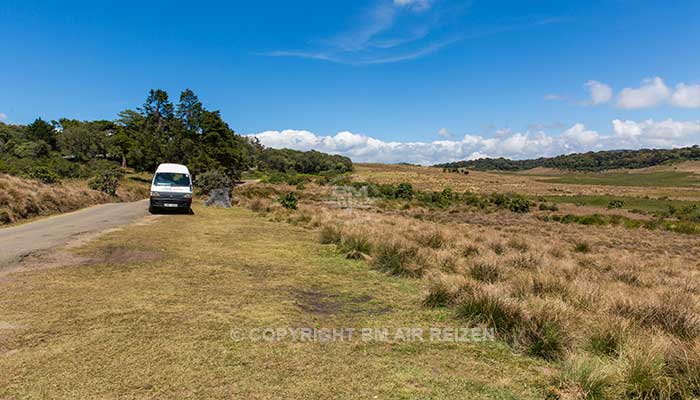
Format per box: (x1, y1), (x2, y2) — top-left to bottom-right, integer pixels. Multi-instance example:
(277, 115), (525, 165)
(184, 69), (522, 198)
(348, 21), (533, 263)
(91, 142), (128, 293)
(560, 123), (600, 148)
(0, 113), (7, 121)
(393, 0), (433, 11)
(612, 119), (700, 147)
(670, 83), (700, 108)
(251, 119), (700, 165)
(437, 127), (451, 138)
(584, 80), (612, 105)
(616, 77), (671, 109)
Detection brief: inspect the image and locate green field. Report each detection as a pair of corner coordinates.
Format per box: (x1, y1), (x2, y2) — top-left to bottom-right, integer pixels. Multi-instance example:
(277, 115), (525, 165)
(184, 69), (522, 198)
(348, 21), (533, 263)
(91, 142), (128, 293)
(539, 171), (700, 187)
(540, 194), (697, 214)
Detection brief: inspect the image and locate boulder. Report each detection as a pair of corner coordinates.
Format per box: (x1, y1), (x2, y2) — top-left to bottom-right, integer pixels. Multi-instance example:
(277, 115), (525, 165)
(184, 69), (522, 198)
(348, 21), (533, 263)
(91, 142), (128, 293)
(204, 188), (232, 208)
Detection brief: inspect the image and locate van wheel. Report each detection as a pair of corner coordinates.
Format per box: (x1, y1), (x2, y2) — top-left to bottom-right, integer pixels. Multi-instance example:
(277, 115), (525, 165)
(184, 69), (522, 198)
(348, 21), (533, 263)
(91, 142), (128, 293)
(149, 206), (157, 214)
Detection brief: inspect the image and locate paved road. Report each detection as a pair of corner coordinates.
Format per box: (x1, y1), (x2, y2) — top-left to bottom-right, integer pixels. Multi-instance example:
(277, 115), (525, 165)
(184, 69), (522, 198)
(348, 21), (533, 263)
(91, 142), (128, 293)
(0, 200), (150, 267)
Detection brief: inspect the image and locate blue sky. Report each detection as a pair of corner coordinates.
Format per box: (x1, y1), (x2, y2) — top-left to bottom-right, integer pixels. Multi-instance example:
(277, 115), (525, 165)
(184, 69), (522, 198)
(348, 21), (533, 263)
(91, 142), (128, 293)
(2, 0), (700, 163)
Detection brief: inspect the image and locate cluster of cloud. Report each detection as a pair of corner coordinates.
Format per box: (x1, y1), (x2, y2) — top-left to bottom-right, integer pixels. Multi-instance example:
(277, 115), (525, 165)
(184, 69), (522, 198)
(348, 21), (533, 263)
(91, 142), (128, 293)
(250, 119), (700, 165)
(547, 77), (700, 109)
(0, 113), (7, 121)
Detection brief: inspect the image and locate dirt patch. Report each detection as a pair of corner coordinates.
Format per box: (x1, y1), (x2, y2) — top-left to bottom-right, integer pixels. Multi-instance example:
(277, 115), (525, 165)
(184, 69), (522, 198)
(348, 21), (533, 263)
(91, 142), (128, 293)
(292, 289), (391, 316)
(89, 245), (163, 265)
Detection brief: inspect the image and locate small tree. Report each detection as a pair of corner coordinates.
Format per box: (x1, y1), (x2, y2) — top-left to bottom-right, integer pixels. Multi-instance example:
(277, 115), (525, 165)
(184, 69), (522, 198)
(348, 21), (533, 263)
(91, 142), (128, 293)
(396, 182), (414, 200)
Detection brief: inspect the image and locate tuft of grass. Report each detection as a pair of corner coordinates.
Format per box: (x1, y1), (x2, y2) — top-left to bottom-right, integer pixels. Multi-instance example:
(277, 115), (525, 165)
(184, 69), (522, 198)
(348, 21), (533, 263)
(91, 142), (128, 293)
(574, 242), (591, 253)
(555, 355), (621, 400)
(318, 224), (342, 245)
(468, 260), (503, 283)
(416, 230), (446, 249)
(339, 231), (373, 255)
(372, 239), (423, 277)
(623, 342), (675, 400)
(489, 241), (506, 255)
(423, 274), (478, 308)
(461, 244), (481, 258)
(456, 289), (526, 339)
(587, 318), (628, 358)
(517, 305), (570, 360)
(507, 237), (529, 253)
(612, 293), (700, 339)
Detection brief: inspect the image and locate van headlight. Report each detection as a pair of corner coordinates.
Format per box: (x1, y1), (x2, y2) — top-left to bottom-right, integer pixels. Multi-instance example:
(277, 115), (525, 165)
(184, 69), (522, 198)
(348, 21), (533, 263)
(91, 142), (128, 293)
(183, 193), (192, 199)
(150, 191), (161, 197)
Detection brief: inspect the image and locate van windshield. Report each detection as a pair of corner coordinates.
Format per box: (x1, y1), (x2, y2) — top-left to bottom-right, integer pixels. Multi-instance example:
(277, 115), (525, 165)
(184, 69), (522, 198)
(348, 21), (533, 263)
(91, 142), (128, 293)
(154, 173), (190, 187)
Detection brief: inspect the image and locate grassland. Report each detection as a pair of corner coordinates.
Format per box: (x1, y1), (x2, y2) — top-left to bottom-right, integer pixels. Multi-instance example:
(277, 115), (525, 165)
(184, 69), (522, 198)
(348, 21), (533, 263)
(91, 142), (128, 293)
(538, 171), (700, 187)
(0, 205), (549, 399)
(3, 162), (700, 398)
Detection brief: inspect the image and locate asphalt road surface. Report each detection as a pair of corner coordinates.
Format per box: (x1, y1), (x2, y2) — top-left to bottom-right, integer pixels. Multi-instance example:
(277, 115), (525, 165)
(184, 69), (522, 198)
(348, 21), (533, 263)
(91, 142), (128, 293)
(0, 200), (150, 267)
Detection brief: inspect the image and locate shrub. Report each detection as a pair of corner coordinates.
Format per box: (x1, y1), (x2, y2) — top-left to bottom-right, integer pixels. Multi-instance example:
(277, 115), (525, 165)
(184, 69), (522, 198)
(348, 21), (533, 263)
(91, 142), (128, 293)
(508, 195), (531, 213)
(196, 169), (231, 195)
(574, 242), (591, 253)
(395, 182), (414, 200)
(461, 245), (480, 258)
(539, 202), (559, 212)
(88, 169), (123, 196)
(279, 192), (298, 209)
(372, 239), (423, 277)
(608, 199), (625, 209)
(29, 166), (60, 184)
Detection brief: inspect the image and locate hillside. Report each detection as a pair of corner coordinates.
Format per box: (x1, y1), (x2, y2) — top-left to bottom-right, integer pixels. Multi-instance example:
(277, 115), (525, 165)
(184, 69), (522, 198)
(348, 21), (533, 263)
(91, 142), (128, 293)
(435, 145), (700, 172)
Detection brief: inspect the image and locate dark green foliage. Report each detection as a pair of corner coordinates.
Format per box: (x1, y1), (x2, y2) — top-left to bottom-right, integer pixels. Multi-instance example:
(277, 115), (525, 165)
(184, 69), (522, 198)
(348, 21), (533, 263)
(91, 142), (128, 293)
(88, 168), (123, 196)
(29, 165), (60, 184)
(607, 199), (624, 209)
(0, 89), (351, 185)
(195, 169), (230, 195)
(279, 192), (298, 209)
(573, 242), (591, 253)
(436, 145), (700, 172)
(395, 182), (414, 199)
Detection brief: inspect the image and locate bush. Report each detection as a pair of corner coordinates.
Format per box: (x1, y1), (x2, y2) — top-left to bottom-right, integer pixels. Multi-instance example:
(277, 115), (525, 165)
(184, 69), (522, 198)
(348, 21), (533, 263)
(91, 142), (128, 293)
(28, 165), (60, 184)
(608, 199), (625, 209)
(279, 192), (298, 210)
(395, 182), (414, 200)
(196, 169), (231, 195)
(574, 242), (591, 253)
(518, 306), (569, 360)
(508, 195), (531, 213)
(88, 169), (123, 195)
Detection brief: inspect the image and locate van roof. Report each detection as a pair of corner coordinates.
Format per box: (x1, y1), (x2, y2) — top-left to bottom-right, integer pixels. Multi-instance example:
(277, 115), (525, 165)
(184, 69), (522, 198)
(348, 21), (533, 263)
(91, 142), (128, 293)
(155, 163), (190, 175)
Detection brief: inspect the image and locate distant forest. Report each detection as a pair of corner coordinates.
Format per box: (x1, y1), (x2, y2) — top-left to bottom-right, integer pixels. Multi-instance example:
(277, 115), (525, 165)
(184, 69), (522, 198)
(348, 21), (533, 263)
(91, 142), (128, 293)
(0, 89), (352, 182)
(435, 146), (700, 172)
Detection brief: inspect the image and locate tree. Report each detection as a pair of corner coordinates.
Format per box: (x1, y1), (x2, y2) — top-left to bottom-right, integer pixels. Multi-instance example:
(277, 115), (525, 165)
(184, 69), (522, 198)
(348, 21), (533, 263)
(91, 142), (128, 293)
(25, 118), (57, 150)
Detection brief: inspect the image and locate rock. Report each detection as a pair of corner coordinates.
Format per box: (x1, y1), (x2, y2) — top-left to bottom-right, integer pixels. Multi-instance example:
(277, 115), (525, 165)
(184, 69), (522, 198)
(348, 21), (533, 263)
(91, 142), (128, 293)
(204, 188), (232, 208)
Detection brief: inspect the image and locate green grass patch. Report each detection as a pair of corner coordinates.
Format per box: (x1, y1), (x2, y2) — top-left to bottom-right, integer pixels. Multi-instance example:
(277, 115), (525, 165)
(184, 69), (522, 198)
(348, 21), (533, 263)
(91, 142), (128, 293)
(540, 171), (700, 187)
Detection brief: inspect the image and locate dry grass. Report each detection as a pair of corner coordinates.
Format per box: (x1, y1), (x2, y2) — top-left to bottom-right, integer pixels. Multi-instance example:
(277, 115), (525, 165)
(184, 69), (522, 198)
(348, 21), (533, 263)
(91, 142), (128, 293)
(0, 205), (550, 399)
(234, 171), (700, 396)
(0, 172), (150, 225)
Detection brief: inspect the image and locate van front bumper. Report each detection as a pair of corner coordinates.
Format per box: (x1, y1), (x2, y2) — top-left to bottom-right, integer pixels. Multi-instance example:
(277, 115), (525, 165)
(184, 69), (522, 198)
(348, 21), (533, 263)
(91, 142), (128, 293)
(150, 195), (192, 209)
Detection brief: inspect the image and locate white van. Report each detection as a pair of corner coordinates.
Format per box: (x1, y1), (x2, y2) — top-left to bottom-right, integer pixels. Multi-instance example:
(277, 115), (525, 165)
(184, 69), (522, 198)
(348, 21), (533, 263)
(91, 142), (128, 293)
(149, 163), (193, 213)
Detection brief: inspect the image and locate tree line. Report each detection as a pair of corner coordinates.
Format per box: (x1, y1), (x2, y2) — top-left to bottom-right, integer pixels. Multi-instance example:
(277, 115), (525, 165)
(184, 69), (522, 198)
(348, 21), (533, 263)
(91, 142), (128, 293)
(435, 146), (700, 172)
(0, 89), (353, 183)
